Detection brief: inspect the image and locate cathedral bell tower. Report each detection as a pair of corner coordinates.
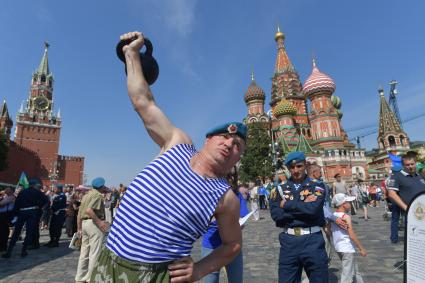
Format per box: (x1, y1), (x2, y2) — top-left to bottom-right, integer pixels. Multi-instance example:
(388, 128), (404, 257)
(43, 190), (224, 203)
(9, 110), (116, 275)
(14, 42), (62, 180)
(270, 27), (311, 139)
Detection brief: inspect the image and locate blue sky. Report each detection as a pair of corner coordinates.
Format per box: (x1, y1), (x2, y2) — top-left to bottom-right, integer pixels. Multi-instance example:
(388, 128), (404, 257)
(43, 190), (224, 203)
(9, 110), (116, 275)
(0, 0), (424, 186)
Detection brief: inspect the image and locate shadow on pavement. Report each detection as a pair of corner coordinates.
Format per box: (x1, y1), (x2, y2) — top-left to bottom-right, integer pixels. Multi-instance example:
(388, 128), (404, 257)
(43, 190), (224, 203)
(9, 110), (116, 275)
(0, 239), (74, 279)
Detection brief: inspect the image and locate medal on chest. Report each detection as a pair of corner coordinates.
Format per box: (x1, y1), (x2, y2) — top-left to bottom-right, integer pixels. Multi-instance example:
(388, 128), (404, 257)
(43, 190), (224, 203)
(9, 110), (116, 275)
(299, 189), (310, 201)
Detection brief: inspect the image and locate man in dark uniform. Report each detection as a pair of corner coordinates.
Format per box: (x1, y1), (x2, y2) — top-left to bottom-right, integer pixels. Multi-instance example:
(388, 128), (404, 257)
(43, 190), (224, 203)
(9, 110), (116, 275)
(388, 152), (425, 212)
(45, 184), (67, 247)
(270, 152), (328, 283)
(2, 178), (48, 258)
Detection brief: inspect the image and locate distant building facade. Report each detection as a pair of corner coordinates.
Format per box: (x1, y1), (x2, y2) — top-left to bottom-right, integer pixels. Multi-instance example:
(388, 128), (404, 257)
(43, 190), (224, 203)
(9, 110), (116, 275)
(0, 43), (84, 187)
(243, 28), (368, 183)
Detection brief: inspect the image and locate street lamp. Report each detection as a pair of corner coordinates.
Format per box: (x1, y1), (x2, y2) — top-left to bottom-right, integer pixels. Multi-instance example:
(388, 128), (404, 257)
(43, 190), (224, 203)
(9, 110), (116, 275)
(49, 161), (60, 190)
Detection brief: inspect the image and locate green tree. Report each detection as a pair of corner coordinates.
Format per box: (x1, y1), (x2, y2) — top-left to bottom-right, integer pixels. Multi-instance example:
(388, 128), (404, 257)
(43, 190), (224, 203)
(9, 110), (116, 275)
(0, 133), (9, 171)
(239, 122), (273, 183)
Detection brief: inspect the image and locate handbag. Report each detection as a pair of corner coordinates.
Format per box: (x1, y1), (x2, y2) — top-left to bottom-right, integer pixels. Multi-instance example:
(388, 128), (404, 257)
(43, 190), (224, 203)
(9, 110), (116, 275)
(69, 232), (82, 250)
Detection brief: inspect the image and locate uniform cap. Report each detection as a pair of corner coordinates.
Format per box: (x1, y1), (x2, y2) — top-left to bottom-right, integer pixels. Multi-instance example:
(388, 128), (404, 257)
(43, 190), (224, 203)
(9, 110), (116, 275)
(29, 178), (43, 188)
(391, 164), (403, 172)
(92, 177), (106, 189)
(284, 151), (306, 166)
(206, 122), (247, 141)
(332, 193), (356, 207)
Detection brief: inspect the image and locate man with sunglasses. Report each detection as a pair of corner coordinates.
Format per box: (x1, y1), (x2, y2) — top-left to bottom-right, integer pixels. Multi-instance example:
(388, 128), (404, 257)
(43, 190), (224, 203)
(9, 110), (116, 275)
(270, 151), (327, 283)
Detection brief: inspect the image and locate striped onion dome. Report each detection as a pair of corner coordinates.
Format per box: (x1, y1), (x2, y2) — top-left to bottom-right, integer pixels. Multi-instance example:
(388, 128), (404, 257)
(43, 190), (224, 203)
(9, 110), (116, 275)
(244, 73), (265, 103)
(273, 99), (297, 117)
(303, 59), (336, 97)
(331, 95), (342, 109)
(336, 109), (343, 119)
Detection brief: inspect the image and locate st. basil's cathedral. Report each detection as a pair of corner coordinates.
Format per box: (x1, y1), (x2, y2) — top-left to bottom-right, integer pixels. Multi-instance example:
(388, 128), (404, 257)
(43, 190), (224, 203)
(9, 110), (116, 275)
(243, 28), (370, 182)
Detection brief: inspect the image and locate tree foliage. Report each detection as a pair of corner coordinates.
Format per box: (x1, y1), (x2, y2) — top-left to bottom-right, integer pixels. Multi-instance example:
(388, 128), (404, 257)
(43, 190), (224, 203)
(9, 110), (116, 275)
(0, 133), (9, 171)
(239, 122), (273, 183)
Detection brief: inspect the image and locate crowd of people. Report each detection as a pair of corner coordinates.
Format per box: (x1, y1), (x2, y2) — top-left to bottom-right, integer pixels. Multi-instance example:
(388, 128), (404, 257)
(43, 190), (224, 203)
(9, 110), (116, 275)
(0, 180), (128, 259)
(1, 30), (425, 283)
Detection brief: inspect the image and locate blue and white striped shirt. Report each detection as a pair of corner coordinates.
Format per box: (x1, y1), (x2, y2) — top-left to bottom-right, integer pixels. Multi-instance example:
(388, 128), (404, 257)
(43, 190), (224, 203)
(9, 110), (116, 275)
(106, 144), (230, 263)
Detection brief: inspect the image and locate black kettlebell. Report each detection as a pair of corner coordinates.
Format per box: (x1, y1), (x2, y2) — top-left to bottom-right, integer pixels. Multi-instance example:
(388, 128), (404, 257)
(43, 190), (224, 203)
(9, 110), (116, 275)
(116, 37), (159, 85)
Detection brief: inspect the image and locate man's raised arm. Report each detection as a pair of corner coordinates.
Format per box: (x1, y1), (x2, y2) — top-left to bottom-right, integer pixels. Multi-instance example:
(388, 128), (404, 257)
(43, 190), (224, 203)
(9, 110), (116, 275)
(120, 31), (191, 152)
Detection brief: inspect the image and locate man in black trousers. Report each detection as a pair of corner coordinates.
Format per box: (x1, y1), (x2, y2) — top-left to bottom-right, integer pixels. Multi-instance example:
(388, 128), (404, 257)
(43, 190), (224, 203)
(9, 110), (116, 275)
(2, 178), (48, 258)
(45, 184), (67, 247)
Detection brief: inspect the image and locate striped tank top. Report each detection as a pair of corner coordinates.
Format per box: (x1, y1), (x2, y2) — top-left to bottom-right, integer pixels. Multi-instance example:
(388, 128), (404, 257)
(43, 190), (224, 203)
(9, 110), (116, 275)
(106, 144), (230, 263)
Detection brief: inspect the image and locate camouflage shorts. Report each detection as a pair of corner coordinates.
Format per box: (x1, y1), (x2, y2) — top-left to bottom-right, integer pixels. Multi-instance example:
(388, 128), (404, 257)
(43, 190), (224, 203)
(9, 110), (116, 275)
(90, 246), (172, 283)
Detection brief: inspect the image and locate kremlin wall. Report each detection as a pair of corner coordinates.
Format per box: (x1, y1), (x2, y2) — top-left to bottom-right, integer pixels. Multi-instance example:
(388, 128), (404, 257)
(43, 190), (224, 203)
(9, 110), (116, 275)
(0, 43), (84, 187)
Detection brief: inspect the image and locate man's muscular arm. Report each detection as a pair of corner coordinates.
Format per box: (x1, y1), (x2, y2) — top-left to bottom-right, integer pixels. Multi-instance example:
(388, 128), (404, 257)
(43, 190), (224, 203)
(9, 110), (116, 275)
(168, 190), (241, 282)
(121, 31), (191, 152)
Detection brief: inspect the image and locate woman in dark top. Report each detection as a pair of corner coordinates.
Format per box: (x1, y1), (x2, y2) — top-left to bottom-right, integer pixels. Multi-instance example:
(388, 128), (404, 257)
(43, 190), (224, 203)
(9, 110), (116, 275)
(65, 193), (81, 237)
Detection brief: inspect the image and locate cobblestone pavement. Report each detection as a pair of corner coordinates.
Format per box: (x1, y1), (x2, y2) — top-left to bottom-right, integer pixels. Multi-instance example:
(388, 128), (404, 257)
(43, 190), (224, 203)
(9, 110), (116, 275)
(0, 204), (404, 282)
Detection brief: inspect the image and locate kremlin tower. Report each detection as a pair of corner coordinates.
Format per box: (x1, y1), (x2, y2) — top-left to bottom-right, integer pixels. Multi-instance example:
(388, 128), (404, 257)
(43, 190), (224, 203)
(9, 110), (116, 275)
(0, 43), (84, 186)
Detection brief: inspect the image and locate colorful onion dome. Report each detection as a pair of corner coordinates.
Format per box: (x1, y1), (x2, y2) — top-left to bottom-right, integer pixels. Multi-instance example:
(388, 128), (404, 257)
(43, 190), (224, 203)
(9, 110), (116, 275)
(275, 26), (285, 42)
(331, 95), (342, 109)
(273, 99), (297, 117)
(336, 109), (343, 119)
(244, 72), (265, 103)
(303, 59), (336, 97)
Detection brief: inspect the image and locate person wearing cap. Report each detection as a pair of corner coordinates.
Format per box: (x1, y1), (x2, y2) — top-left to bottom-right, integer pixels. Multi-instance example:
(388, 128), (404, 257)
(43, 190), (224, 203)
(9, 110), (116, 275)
(89, 32), (245, 283)
(269, 151), (328, 283)
(44, 184), (67, 248)
(75, 177), (110, 283)
(2, 178), (48, 258)
(307, 165), (348, 257)
(331, 194), (367, 283)
(387, 152), (425, 213)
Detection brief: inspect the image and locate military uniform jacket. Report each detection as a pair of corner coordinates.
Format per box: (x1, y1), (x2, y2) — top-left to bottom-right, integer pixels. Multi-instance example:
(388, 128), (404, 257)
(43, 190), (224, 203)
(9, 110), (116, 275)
(14, 188), (49, 213)
(270, 176), (326, 228)
(51, 192), (67, 214)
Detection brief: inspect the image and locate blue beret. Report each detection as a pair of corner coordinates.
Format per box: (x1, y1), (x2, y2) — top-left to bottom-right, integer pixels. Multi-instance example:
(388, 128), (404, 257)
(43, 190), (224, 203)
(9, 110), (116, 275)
(55, 184), (64, 189)
(92, 177), (105, 189)
(391, 164), (403, 172)
(206, 122), (247, 141)
(284, 151), (306, 166)
(29, 178), (42, 187)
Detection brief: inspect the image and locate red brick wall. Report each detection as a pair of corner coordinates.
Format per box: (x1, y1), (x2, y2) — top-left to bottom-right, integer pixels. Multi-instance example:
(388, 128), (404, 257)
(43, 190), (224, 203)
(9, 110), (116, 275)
(58, 155), (84, 186)
(14, 122), (61, 179)
(0, 141), (41, 184)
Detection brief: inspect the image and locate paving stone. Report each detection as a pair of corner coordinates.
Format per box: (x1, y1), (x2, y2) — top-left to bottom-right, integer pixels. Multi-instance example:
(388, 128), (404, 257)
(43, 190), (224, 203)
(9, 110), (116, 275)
(0, 204), (404, 282)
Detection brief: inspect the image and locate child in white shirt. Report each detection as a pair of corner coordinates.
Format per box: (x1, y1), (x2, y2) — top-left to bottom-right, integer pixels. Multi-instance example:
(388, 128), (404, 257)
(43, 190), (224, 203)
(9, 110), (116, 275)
(331, 193), (367, 283)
